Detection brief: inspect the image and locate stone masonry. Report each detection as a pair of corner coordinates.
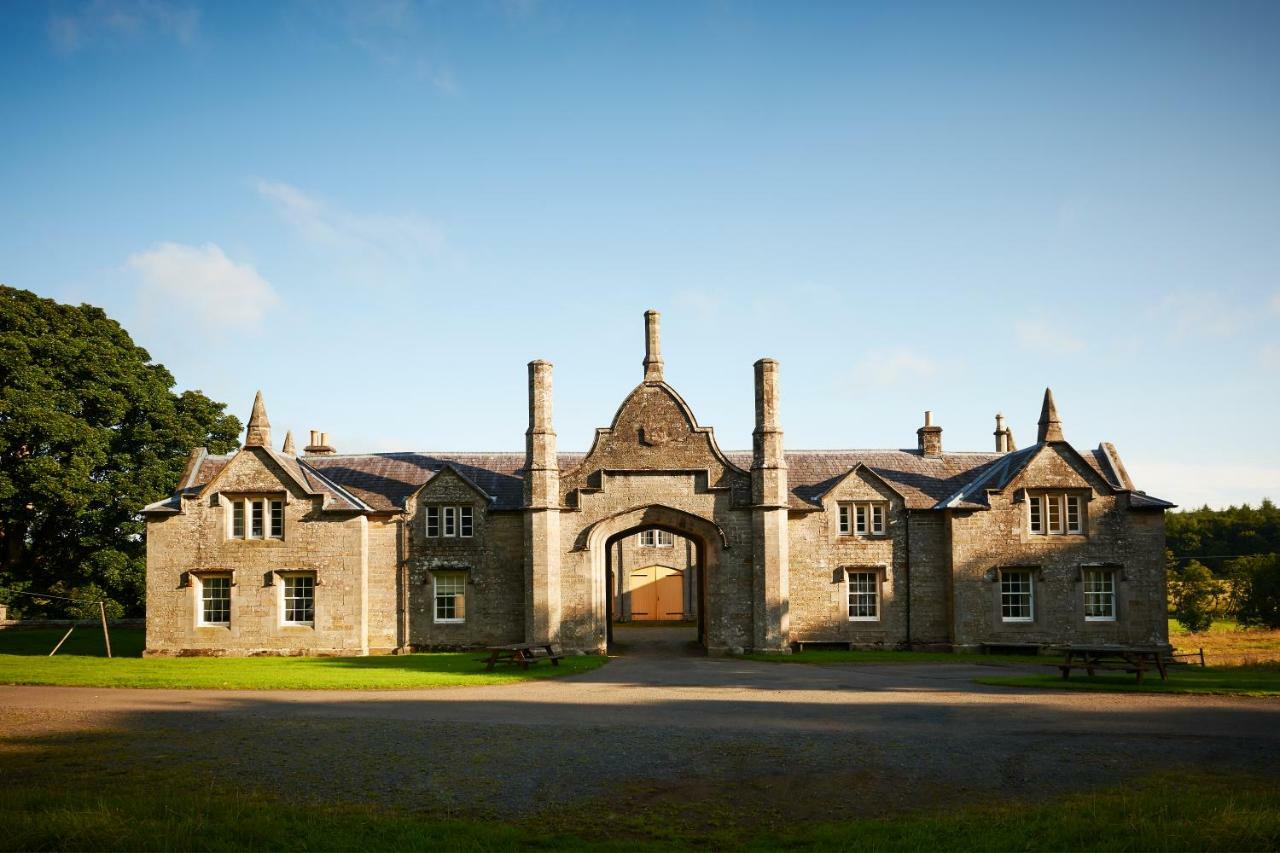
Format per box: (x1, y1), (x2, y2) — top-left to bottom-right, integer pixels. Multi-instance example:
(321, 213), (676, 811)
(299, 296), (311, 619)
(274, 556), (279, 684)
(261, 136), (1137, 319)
(143, 312), (1174, 656)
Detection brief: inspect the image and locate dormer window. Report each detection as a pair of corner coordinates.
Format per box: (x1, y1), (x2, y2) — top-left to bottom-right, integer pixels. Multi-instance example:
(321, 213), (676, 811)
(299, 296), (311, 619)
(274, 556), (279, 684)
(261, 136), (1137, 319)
(1028, 493), (1085, 535)
(426, 505), (474, 538)
(228, 497), (284, 540)
(838, 502), (887, 536)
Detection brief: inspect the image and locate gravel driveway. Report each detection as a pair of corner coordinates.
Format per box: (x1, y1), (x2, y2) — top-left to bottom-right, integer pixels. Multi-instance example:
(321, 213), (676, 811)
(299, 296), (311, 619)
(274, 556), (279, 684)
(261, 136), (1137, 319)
(2, 629), (1277, 821)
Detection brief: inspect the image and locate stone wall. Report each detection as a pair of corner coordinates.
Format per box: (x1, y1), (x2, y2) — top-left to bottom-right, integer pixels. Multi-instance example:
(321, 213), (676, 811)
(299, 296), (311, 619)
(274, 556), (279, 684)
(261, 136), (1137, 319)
(786, 468), (907, 647)
(144, 447), (371, 656)
(406, 469), (526, 649)
(948, 445), (1168, 650)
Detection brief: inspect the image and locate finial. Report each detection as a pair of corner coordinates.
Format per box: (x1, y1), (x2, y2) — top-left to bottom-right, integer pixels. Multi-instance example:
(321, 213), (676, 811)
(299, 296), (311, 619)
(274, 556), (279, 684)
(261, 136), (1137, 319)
(1037, 388), (1064, 443)
(282, 430), (296, 455)
(245, 390), (271, 447)
(643, 309), (664, 383)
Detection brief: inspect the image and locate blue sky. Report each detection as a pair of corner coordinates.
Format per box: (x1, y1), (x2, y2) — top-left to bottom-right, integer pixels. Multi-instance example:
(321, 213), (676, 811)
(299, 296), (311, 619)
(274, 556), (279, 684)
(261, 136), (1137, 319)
(3, 0), (1278, 508)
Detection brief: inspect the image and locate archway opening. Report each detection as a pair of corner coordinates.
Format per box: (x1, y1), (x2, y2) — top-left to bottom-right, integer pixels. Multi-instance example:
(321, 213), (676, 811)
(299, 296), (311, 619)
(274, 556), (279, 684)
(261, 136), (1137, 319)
(604, 523), (705, 654)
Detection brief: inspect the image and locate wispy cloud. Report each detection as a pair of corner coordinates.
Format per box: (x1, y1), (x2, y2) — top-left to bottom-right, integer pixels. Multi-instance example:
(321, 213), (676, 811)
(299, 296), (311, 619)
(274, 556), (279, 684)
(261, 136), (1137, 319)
(848, 348), (939, 388)
(1262, 343), (1280, 372)
(127, 242), (278, 332)
(1158, 289), (1245, 338)
(1270, 291), (1280, 315)
(1015, 319), (1086, 355)
(329, 0), (460, 95)
(256, 180), (447, 276)
(48, 0), (199, 55)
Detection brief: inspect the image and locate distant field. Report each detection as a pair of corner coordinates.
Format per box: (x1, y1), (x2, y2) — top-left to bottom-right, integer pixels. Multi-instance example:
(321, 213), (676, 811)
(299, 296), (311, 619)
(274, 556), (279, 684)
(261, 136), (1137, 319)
(1168, 619), (1280, 666)
(0, 628), (606, 689)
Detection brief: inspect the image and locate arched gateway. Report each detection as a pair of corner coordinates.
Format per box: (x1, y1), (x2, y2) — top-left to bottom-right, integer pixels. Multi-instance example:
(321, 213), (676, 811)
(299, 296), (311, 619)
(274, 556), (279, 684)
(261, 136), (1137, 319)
(527, 311), (788, 654)
(144, 309), (1172, 658)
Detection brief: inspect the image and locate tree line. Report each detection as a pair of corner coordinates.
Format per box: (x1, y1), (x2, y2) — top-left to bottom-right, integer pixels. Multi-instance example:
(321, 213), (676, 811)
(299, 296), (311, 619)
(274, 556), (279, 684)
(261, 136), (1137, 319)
(1166, 501), (1280, 631)
(1, 286), (240, 618)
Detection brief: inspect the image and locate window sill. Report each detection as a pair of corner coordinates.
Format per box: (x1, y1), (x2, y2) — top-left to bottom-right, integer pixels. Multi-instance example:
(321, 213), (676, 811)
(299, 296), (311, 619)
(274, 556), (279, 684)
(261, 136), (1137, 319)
(196, 623), (230, 629)
(848, 617), (881, 623)
(433, 619), (466, 625)
(1085, 617), (1118, 623)
(280, 622), (314, 629)
(1001, 618), (1034, 624)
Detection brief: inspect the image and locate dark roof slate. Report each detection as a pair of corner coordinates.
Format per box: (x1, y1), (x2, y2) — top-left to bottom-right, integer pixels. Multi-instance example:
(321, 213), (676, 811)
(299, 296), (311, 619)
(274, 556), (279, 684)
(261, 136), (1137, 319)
(159, 444), (1171, 514)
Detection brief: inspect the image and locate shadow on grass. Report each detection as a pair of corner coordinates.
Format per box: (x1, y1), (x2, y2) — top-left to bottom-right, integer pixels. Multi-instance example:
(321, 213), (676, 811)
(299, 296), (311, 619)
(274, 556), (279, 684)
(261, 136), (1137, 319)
(0, 627), (144, 657)
(978, 664), (1280, 697)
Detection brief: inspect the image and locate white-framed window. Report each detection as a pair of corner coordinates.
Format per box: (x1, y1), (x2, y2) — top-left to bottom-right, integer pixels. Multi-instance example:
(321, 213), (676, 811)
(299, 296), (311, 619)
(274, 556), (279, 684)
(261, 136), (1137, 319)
(638, 529), (674, 547)
(282, 574), (315, 626)
(1000, 570), (1034, 622)
(1083, 568), (1117, 621)
(839, 502), (887, 536)
(425, 505), (475, 539)
(1028, 494), (1084, 535)
(198, 574), (231, 626)
(434, 571), (466, 623)
(846, 570), (880, 621)
(228, 497), (284, 540)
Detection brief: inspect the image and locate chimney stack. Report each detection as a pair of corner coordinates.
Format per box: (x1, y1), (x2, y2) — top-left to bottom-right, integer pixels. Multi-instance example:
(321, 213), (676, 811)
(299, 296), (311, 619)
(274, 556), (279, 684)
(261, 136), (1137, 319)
(917, 410), (943, 457)
(642, 309), (664, 383)
(524, 360), (558, 508)
(994, 413), (1009, 453)
(304, 430), (336, 456)
(751, 358), (787, 506)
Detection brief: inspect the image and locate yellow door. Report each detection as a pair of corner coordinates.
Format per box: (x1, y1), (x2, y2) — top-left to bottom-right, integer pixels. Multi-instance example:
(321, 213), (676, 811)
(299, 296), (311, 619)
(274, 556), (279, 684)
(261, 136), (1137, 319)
(629, 566), (684, 621)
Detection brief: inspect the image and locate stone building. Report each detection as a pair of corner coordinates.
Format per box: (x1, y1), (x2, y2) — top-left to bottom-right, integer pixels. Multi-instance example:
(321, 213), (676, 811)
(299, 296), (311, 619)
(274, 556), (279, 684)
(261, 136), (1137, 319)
(143, 311), (1173, 656)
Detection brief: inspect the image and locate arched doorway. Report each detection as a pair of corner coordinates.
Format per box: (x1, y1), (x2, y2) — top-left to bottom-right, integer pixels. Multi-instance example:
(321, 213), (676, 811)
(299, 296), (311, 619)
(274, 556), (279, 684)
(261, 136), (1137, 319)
(584, 505), (727, 651)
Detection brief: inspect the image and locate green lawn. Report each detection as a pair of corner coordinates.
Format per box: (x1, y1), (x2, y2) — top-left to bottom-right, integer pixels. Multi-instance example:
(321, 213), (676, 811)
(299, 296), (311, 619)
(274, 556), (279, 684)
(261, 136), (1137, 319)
(0, 628), (607, 689)
(0, 767), (1275, 851)
(978, 664), (1280, 698)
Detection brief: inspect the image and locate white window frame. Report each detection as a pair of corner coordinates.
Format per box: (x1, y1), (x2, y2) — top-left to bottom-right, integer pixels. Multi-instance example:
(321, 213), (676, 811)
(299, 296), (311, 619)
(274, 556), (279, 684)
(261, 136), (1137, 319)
(228, 497), (284, 540)
(197, 574), (231, 627)
(1083, 568), (1117, 622)
(840, 502), (888, 537)
(846, 569), (881, 621)
(1000, 570), (1034, 622)
(638, 529), (674, 547)
(280, 573), (315, 627)
(426, 505), (474, 539)
(1028, 493), (1085, 536)
(433, 571), (467, 623)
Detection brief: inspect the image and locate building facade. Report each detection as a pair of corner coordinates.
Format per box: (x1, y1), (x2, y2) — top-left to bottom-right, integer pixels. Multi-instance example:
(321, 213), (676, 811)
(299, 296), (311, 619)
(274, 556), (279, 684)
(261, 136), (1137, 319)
(143, 311), (1173, 656)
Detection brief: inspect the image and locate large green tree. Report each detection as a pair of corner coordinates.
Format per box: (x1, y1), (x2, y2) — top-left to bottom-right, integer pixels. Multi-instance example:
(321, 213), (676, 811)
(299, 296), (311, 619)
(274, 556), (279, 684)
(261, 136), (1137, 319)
(0, 286), (240, 616)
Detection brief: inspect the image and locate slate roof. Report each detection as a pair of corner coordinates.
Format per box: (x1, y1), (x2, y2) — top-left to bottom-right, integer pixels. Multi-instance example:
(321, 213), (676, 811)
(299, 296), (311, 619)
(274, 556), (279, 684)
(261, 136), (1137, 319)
(150, 443), (1172, 515)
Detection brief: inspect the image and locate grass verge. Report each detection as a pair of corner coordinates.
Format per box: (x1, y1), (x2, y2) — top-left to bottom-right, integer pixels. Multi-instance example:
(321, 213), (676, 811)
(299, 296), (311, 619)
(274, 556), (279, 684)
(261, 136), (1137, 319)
(0, 628), (607, 689)
(978, 663), (1280, 697)
(0, 767), (1275, 851)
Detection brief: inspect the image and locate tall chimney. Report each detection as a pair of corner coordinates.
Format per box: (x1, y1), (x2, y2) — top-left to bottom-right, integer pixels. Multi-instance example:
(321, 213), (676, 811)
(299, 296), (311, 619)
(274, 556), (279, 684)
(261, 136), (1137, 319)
(994, 413), (1009, 453)
(523, 359), (562, 646)
(917, 410), (943, 457)
(642, 309), (664, 383)
(751, 357), (790, 653)
(524, 360), (558, 508)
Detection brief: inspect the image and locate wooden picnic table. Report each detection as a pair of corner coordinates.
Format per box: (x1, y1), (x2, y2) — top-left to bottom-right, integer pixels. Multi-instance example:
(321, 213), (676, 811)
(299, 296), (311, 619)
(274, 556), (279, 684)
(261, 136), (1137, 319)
(480, 643), (564, 672)
(1056, 644), (1169, 683)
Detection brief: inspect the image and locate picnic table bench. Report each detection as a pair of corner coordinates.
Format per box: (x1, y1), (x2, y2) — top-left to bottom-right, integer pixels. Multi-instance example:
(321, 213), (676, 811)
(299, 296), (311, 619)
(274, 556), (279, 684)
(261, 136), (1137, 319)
(479, 643), (564, 671)
(1054, 644), (1169, 683)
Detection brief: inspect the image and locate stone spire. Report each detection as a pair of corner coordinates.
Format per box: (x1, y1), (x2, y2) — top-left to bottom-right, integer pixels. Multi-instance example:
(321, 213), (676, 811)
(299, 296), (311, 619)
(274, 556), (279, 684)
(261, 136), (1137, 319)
(642, 309), (664, 383)
(282, 430), (296, 455)
(245, 390), (271, 447)
(1037, 388), (1064, 443)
